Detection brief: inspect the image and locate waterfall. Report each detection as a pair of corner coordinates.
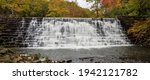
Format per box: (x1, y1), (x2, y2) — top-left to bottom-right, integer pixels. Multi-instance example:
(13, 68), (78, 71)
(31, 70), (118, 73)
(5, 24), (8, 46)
(23, 18), (130, 49)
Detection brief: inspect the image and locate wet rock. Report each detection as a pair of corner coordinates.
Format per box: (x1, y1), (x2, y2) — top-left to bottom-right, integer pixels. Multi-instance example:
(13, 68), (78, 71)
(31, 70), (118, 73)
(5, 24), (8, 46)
(66, 60), (72, 63)
(90, 59), (94, 62)
(61, 60), (66, 63)
(33, 60), (42, 63)
(51, 61), (58, 63)
(39, 57), (46, 62)
(46, 60), (52, 63)
(57, 59), (72, 63)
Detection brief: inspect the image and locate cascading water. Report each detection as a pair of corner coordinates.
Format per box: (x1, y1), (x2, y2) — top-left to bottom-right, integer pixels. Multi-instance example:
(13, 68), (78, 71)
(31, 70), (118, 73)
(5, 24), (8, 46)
(23, 18), (130, 49)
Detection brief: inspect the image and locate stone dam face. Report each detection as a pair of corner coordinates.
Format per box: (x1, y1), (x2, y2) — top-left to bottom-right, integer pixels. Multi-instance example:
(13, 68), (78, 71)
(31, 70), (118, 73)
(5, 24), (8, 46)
(0, 17), (34, 47)
(0, 17), (131, 48)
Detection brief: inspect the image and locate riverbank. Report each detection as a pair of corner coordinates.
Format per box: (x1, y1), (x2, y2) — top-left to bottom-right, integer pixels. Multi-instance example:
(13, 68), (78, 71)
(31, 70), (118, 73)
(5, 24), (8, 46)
(1, 46), (150, 63)
(0, 48), (52, 63)
(0, 48), (71, 63)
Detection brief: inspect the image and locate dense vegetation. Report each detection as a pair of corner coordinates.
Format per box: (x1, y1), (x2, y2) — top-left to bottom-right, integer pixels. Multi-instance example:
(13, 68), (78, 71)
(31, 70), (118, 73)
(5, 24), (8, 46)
(0, 0), (150, 17)
(0, 0), (92, 17)
(86, 0), (150, 17)
(128, 18), (150, 46)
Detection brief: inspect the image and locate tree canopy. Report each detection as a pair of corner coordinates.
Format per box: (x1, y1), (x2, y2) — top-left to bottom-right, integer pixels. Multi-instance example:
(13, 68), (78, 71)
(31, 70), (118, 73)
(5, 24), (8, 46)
(86, 0), (150, 17)
(0, 0), (150, 17)
(0, 0), (92, 17)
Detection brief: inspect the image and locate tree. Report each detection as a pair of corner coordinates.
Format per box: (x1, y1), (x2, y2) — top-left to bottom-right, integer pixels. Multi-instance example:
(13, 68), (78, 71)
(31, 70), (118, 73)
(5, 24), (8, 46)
(66, 1), (92, 17)
(46, 0), (69, 17)
(19, 0), (48, 17)
(46, 0), (91, 17)
(101, 0), (128, 17)
(101, 0), (122, 9)
(126, 0), (150, 16)
(86, 0), (102, 17)
(0, 0), (49, 17)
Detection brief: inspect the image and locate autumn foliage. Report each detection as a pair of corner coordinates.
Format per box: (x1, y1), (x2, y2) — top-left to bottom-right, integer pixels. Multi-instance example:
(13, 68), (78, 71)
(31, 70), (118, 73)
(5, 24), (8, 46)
(0, 0), (91, 17)
(0, 0), (150, 17)
(101, 0), (122, 11)
(46, 0), (91, 17)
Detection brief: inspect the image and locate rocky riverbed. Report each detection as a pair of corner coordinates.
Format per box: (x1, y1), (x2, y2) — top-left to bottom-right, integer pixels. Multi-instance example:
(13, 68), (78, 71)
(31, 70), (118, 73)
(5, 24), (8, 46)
(0, 48), (73, 63)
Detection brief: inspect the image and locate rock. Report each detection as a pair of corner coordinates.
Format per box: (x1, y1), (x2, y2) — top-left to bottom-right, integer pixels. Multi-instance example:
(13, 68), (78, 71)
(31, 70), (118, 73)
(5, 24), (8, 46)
(0, 48), (15, 55)
(51, 60), (58, 63)
(27, 56), (32, 60)
(0, 48), (8, 55)
(39, 57), (46, 62)
(61, 60), (66, 63)
(0, 48), (55, 63)
(66, 60), (72, 63)
(13, 56), (22, 62)
(2, 55), (12, 62)
(90, 59), (94, 62)
(33, 60), (41, 63)
(45, 60), (52, 63)
(58, 60), (72, 63)
(7, 48), (15, 54)
(20, 54), (29, 57)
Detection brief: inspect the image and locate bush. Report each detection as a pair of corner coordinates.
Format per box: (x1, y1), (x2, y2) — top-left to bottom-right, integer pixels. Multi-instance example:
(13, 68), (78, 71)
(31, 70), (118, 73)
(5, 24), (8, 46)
(128, 18), (150, 46)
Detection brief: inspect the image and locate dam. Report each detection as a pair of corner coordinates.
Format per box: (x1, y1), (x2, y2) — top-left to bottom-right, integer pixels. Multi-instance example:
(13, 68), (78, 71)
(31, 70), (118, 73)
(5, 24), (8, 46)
(1, 17), (150, 63)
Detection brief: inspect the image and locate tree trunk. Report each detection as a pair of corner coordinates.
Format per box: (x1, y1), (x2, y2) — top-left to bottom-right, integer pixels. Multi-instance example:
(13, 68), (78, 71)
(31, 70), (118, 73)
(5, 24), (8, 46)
(96, 0), (99, 18)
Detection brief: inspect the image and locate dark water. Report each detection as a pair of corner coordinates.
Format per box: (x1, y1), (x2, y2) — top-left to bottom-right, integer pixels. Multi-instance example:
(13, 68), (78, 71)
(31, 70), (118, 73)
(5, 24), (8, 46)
(17, 46), (150, 63)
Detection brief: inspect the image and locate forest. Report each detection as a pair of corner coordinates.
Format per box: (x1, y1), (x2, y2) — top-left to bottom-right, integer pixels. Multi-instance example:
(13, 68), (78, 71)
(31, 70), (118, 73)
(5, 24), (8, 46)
(0, 0), (150, 17)
(0, 0), (92, 17)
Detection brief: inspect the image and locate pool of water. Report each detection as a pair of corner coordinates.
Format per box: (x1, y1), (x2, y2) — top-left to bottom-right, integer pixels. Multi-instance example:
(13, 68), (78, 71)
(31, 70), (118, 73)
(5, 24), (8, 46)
(17, 46), (150, 63)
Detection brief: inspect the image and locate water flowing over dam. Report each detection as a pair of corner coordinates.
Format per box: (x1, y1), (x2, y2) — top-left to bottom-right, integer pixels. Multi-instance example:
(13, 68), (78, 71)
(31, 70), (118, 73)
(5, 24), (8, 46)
(17, 18), (130, 49)
(0, 17), (131, 48)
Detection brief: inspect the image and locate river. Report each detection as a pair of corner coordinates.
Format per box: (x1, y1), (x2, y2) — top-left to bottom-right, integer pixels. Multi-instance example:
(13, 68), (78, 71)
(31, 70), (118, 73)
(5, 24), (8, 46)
(17, 46), (150, 63)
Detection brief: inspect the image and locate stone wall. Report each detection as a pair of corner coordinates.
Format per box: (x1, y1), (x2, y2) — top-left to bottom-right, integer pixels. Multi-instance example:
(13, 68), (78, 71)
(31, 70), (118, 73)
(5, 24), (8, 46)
(0, 17), (34, 47)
